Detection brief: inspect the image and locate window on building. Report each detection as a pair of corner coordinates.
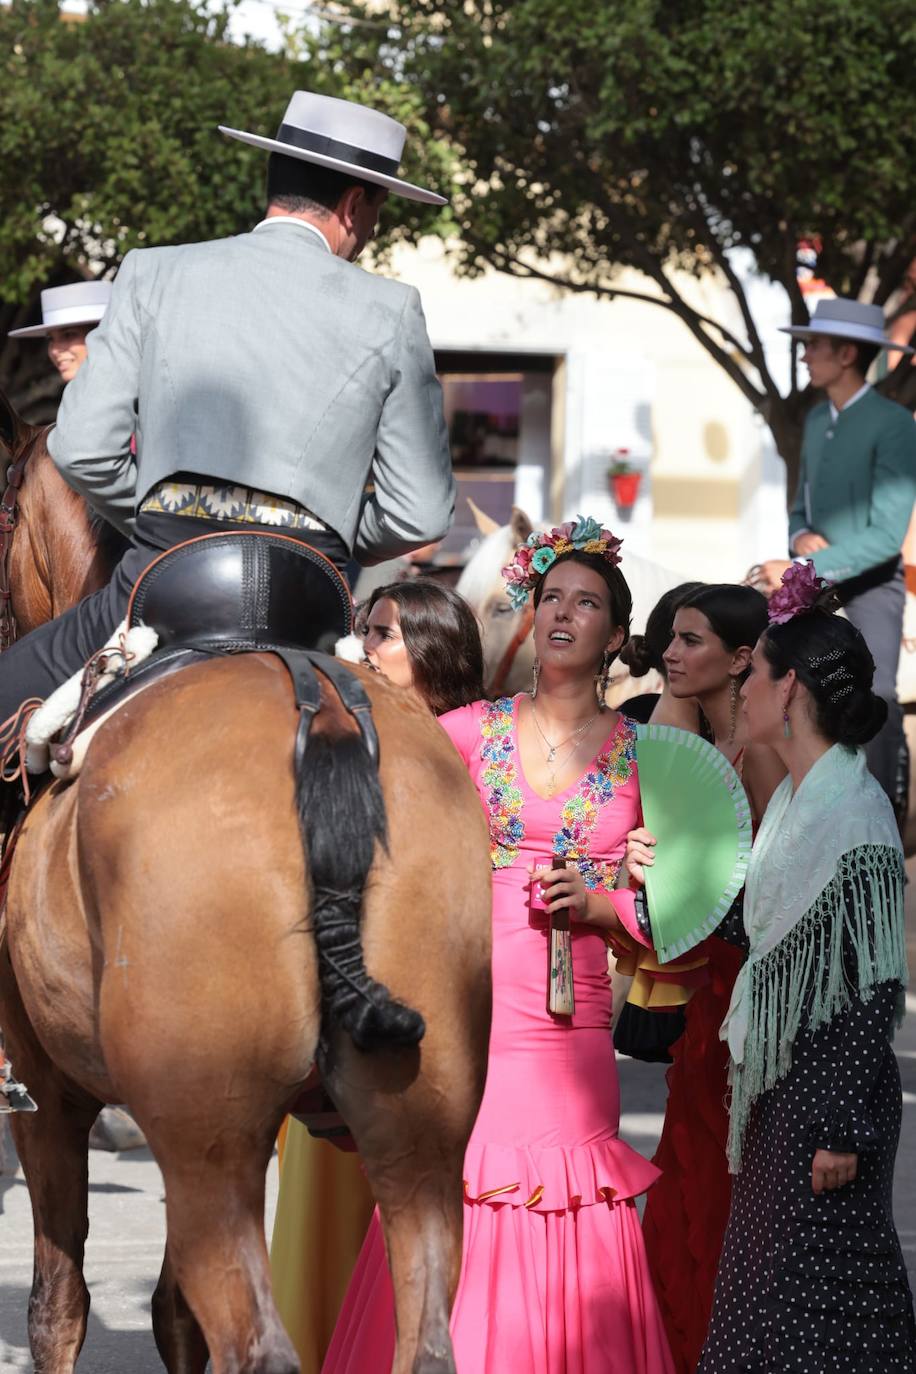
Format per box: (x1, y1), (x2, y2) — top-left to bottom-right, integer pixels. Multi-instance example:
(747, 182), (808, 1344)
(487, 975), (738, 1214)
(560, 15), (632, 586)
(435, 351), (558, 560)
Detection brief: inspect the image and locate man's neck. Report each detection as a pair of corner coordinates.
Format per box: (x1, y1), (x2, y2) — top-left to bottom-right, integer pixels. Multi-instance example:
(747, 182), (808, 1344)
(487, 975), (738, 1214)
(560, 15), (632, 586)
(825, 371), (868, 412)
(261, 207), (342, 256)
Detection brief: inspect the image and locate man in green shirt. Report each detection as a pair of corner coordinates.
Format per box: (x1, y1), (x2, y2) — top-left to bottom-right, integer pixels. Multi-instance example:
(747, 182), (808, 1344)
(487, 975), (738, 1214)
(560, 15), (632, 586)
(756, 298), (916, 807)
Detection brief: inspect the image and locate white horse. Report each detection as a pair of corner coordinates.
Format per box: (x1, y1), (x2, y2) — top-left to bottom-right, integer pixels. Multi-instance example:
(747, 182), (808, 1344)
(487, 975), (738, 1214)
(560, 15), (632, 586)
(457, 503), (684, 703)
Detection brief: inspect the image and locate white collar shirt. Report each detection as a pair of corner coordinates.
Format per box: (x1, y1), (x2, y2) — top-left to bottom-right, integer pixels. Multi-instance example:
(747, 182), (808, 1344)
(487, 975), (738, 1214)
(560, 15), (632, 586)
(828, 381), (871, 423)
(252, 215), (332, 255)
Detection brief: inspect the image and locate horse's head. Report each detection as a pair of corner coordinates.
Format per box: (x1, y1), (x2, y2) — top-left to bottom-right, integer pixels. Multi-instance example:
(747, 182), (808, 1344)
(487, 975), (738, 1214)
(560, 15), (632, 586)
(457, 504), (539, 697)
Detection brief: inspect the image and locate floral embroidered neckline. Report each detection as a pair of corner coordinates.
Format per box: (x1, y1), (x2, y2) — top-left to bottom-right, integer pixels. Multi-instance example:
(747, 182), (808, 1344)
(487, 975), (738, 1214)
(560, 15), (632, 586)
(479, 696), (635, 889)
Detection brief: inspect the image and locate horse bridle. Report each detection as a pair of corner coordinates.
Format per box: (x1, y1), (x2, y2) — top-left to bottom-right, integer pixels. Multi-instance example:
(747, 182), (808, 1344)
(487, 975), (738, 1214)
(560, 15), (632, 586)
(0, 435), (39, 652)
(487, 601), (535, 697)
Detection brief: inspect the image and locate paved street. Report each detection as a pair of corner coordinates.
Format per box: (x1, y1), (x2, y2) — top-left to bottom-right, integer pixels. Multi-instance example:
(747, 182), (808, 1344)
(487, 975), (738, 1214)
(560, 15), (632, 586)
(2, 876), (916, 1372)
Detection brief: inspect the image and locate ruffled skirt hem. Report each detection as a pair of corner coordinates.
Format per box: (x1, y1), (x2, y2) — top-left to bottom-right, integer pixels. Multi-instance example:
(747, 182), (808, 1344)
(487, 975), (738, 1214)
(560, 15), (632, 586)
(462, 1135), (660, 1212)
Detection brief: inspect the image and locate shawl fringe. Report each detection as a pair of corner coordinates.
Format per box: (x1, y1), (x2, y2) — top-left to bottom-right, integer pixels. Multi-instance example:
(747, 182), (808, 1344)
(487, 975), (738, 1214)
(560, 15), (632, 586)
(727, 843), (907, 1172)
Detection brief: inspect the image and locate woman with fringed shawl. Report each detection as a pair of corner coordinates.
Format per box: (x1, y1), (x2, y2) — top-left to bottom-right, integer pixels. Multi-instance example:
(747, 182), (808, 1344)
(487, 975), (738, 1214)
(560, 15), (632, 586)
(629, 564), (916, 1373)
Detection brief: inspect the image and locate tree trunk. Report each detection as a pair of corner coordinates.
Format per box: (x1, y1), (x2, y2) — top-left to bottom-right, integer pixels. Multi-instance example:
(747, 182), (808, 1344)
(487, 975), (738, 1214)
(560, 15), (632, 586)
(759, 391), (810, 507)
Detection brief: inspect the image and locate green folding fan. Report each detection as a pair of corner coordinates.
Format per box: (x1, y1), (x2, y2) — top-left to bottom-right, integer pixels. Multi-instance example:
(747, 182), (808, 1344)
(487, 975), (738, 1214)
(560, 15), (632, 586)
(634, 724), (752, 964)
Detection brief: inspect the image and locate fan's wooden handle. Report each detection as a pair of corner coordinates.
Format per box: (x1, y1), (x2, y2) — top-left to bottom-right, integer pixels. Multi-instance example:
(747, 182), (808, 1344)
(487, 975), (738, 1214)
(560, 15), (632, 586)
(546, 857), (575, 1016)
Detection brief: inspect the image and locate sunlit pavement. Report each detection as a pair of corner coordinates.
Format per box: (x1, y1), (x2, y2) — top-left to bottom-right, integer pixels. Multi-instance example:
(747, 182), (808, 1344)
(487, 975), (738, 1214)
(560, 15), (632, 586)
(2, 864), (915, 1371)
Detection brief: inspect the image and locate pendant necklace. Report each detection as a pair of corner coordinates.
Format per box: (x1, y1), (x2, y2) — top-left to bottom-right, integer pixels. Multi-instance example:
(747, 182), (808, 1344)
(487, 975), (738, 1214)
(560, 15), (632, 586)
(530, 703), (601, 795)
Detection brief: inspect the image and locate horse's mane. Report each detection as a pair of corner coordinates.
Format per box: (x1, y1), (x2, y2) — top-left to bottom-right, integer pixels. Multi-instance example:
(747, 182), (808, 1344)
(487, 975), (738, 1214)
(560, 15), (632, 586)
(0, 385), (130, 568)
(456, 525), (519, 606)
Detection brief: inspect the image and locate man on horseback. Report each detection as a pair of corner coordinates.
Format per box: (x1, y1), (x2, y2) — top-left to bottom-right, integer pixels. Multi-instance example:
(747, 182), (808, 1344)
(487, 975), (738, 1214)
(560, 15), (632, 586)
(0, 91), (453, 1111)
(0, 89), (452, 726)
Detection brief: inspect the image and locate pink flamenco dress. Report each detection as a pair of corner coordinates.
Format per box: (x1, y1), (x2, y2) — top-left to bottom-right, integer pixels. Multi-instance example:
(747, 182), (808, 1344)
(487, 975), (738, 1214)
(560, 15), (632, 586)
(322, 696), (674, 1374)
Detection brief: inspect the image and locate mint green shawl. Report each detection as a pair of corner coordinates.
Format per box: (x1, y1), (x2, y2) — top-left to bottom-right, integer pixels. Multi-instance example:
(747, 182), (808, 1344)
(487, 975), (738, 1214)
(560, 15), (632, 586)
(720, 745), (907, 1172)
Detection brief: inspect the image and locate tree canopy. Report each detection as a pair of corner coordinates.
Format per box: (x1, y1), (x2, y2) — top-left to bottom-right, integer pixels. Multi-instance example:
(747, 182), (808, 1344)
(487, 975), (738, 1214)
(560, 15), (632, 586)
(0, 0), (451, 413)
(304, 0), (916, 479)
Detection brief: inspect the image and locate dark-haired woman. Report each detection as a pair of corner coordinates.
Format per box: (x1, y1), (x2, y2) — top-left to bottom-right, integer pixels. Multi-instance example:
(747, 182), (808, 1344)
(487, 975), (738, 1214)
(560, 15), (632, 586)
(361, 578), (486, 710)
(617, 581), (705, 724)
(632, 568), (916, 1370)
(613, 581), (706, 1066)
(271, 580), (484, 1374)
(323, 522), (674, 1373)
(638, 585), (786, 1374)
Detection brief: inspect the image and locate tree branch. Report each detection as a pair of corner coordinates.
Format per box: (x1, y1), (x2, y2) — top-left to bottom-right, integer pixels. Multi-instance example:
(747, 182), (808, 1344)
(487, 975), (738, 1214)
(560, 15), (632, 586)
(463, 233), (768, 414)
(694, 216), (783, 408)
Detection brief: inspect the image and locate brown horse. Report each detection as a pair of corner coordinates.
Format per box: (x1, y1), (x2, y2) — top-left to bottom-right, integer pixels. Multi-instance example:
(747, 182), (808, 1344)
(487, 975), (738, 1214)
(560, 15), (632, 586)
(0, 420), (493, 1372)
(0, 388), (126, 642)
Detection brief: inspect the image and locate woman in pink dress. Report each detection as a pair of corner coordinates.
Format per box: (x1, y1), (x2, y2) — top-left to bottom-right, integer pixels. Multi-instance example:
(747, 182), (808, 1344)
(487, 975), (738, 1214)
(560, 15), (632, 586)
(322, 519), (673, 1374)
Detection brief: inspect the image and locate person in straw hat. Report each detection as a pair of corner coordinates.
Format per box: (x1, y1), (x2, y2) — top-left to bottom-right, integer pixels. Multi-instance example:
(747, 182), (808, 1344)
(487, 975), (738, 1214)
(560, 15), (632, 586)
(0, 90), (454, 728)
(8, 280), (112, 383)
(752, 297), (916, 809)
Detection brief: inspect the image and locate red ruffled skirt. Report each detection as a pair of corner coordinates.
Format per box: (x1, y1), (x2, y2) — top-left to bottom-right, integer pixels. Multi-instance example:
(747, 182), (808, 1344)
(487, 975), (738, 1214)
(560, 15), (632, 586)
(641, 937), (743, 1373)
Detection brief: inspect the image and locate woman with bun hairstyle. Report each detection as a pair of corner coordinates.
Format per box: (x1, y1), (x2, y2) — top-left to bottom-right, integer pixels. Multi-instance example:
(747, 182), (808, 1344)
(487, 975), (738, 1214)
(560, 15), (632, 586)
(629, 566), (915, 1371)
(634, 584), (786, 1374)
(613, 582), (705, 1066)
(617, 581), (705, 724)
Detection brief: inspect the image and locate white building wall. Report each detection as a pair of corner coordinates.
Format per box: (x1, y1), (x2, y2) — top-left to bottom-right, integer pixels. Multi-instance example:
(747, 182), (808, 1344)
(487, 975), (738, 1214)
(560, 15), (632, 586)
(382, 237), (790, 583)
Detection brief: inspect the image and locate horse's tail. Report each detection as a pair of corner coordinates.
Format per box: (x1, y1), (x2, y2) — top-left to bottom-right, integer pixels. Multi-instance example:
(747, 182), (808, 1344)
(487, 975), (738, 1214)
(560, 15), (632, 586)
(295, 694), (426, 1052)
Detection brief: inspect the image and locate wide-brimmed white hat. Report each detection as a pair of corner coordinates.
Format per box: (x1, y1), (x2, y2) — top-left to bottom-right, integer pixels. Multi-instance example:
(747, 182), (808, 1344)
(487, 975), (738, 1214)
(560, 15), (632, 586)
(779, 297), (913, 355)
(9, 280), (112, 340)
(219, 90), (447, 207)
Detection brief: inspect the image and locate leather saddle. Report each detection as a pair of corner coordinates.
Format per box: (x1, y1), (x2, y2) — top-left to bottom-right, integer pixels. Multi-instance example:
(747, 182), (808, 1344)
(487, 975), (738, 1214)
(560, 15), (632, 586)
(127, 529), (352, 652)
(68, 530), (378, 771)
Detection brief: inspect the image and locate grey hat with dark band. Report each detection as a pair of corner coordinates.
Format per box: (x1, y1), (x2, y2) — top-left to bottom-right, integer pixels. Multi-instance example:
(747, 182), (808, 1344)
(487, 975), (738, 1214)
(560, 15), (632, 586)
(779, 297), (913, 355)
(219, 91), (447, 206)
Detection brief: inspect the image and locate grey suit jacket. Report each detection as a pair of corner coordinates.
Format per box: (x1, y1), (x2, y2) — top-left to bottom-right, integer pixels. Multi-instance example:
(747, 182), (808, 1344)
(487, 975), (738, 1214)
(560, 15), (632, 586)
(48, 220), (454, 563)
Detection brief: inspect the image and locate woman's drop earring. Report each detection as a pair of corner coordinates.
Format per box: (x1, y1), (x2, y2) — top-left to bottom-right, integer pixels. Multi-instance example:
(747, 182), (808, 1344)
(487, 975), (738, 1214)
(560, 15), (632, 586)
(728, 678), (739, 744)
(783, 708), (792, 739)
(596, 652), (611, 708)
(531, 657), (541, 698)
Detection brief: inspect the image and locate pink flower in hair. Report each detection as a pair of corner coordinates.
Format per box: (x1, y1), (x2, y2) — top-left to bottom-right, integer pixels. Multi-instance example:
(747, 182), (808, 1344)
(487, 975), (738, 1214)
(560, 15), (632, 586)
(768, 561), (833, 624)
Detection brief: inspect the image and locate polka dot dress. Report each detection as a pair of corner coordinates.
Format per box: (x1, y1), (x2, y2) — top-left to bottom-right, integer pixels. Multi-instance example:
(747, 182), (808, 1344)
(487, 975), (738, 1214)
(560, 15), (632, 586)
(699, 886), (916, 1372)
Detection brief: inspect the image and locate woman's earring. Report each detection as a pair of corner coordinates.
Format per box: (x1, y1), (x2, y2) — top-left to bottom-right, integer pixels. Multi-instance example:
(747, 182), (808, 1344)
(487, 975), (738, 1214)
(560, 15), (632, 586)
(596, 651), (611, 708)
(531, 657), (541, 698)
(783, 708), (792, 739)
(728, 678), (739, 744)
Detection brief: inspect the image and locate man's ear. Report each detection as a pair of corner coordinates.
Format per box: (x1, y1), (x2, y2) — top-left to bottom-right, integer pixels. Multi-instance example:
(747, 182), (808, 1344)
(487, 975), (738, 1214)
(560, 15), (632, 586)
(838, 340), (860, 371)
(337, 184), (365, 230)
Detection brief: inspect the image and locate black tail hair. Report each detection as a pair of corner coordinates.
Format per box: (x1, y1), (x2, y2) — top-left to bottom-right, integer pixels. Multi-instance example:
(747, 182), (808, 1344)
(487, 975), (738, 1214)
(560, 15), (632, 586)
(296, 722), (425, 1051)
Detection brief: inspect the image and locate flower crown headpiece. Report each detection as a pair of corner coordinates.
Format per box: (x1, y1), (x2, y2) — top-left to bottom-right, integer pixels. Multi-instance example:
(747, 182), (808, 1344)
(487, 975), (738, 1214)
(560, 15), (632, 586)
(767, 560), (835, 625)
(502, 516), (623, 611)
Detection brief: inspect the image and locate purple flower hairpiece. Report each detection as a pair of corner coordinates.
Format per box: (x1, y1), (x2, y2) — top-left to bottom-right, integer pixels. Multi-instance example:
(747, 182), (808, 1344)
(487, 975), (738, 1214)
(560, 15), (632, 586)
(767, 561), (834, 625)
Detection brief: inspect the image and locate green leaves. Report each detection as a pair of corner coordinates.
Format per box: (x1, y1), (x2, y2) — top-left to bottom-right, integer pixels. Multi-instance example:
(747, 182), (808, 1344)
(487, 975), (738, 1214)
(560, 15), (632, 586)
(304, 0), (916, 472)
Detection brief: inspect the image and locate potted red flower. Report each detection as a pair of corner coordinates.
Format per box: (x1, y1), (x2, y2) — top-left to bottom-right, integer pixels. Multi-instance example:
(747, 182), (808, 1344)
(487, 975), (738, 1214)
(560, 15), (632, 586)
(608, 455), (642, 509)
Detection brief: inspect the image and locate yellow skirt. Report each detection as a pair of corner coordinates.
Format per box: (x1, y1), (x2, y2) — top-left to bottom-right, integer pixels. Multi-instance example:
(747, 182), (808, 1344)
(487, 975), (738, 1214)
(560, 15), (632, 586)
(270, 1119), (375, 1374)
